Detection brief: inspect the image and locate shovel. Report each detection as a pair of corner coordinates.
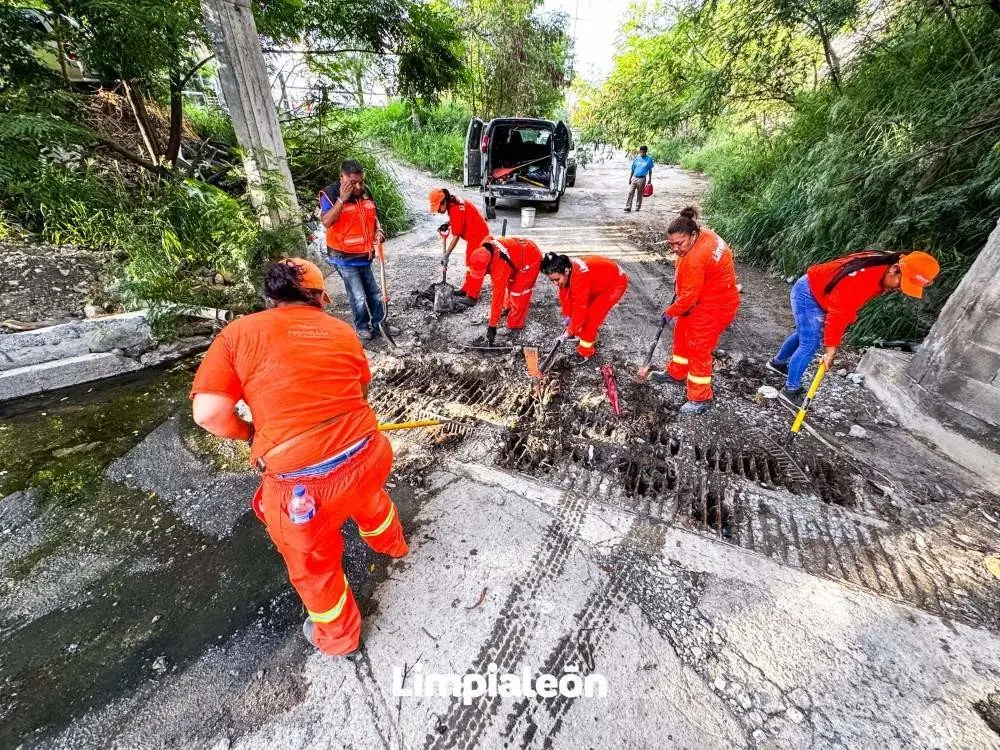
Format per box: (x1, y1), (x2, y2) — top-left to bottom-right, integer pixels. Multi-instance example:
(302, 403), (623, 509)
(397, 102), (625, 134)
(635, 318), (670, 381)
(375, 239), (397, 348)
(433, 235), (456, 313)
(785, 362), (827, 445)
(524, 337), (562, 379)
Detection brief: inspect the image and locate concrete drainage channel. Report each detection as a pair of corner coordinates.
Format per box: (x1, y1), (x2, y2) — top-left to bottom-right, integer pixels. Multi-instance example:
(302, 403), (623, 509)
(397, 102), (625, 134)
(370, 355), (1000, 632)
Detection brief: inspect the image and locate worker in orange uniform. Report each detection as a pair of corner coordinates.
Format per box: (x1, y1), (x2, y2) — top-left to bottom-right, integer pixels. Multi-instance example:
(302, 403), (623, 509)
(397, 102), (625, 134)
(650, 207), (741, 415)
(767, 249), (939, 408)
(462, 236), (542, 345)
(541, 252), (629, 366)
(430, 188), (492, 311)
(190, 258), (407, 657)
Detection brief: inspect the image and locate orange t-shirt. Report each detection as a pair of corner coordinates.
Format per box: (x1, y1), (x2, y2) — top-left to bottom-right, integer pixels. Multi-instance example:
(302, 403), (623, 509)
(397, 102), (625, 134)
(189, 305), (376, 474)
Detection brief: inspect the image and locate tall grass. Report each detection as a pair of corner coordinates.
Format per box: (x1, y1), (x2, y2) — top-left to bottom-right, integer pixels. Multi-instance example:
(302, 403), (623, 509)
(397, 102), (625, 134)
(356, 100), (466, 180)
(691, 6), (1000, 344)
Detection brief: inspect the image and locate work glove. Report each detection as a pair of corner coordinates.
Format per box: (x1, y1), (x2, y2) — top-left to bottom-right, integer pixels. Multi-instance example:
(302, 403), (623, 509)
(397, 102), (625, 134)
(486, 325), (497, 346)
(661, 312), (674, 326)
(453, 294), (476, 311)
(561, 315), (571, 327)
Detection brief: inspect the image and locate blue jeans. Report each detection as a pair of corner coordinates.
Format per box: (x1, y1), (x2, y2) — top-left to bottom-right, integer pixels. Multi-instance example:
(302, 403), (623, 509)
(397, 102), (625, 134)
(329, 260), (385, 333)
(773, 276), (826, 390)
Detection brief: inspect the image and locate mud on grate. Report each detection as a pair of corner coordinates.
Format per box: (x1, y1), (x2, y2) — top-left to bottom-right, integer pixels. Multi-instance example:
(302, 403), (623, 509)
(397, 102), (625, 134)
(496, 403), (1000, 631)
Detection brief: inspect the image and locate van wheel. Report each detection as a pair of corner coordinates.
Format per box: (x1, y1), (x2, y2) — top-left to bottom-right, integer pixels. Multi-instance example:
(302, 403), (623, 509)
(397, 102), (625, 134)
(485, 199), (497, 220)
(547, 197), (561, 213)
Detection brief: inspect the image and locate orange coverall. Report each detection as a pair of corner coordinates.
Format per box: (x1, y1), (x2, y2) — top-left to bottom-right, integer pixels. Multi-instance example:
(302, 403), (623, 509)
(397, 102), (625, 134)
(448, 200), (491, 266)
(460, 237), (542, 328)
(191, 306), (407, 656)
(665, 228), (740, 402)
(559, 256), (629, 357)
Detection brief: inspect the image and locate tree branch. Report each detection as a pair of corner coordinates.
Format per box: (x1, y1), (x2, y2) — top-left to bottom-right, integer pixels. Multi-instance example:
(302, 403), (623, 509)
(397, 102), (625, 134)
(178, 54), (216, 92)
(91, 135), (170, 176)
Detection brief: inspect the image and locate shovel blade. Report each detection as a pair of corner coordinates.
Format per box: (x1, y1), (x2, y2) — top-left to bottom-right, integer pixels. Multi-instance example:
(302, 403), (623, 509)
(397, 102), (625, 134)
(523, 347), (543, 378)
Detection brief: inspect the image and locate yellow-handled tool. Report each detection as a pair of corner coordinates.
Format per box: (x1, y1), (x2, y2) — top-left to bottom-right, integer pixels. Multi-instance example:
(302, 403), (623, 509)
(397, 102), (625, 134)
(377, 419), (447, 432)
(787, 362), (826, 442)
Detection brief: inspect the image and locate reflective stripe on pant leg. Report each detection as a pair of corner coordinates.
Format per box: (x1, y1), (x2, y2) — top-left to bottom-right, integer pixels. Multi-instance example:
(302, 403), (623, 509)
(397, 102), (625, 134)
(359, 502), (396, 538)
(577, 339), (595, 357)
(349, 434), (408, 558)
(667, 316), (690, 379)
(308, 575), (349, 622)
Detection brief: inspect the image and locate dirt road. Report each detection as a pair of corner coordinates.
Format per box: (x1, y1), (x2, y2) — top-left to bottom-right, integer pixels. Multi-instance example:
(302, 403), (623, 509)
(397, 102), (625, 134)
(9, 154), (1000, 749)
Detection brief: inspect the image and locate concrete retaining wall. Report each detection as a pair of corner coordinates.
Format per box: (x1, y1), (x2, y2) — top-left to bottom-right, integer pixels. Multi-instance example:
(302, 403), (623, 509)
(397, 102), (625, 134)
(0, 312), (153, 372)
(0, 312), (207, 402)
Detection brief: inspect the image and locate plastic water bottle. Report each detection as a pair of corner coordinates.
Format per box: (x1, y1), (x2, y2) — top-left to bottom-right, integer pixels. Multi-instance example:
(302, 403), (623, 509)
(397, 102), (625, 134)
(288, 485), (316, 525)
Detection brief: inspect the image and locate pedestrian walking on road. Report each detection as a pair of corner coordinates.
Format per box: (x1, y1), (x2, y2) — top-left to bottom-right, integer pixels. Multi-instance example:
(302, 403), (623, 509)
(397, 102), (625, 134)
(542, 252), (629, 366)
(768, 249), (940, 407)
(190, 259), (409, 657)
(462, 236), (542, 344)
(625, 146), (654, 213)
(430, 188), (492, 310)
(650, 207), (741, 415)
(319, 160), (387, 341)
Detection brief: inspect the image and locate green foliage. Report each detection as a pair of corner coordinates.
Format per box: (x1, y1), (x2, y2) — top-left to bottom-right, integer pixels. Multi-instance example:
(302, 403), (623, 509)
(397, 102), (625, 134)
(283, 108), (410, 236)
(185, 104), (237, 146)
(694, 4), (1000, 343)
(356, 100), (466, 179)
(455, 0), (572, 119)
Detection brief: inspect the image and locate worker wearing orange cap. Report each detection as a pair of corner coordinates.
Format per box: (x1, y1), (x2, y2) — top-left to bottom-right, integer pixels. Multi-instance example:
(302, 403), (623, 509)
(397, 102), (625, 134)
(767, 248), (940, 407)
(430, 188), (492, 310)
(541, 252), (629, 366)
(190, 258), (407, 657)
(462, 236), (542, 345)
(649, 207), (741, 415)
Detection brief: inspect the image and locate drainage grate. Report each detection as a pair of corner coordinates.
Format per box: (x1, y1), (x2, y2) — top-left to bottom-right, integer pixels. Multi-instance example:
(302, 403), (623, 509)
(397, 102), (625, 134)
(371, 357), (1000, 632)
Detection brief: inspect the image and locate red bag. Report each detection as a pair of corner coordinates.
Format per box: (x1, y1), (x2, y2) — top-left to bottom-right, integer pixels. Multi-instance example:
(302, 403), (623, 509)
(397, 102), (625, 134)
(642, 181), (654, 198)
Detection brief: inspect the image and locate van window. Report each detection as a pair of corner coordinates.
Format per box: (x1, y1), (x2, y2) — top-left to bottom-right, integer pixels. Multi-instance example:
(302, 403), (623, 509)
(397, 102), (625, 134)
(507, 128), (550, 146)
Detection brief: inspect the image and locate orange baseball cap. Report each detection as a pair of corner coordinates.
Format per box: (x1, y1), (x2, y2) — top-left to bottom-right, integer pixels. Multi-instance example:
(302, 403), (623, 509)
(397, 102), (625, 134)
(898, 251), (939, 298)
(429, 188), (447, 213)
(282, 258), (330, 303)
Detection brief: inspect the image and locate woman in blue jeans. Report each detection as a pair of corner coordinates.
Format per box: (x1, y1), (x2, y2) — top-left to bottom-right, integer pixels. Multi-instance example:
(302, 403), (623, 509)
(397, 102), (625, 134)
(768, 250), (940, 406)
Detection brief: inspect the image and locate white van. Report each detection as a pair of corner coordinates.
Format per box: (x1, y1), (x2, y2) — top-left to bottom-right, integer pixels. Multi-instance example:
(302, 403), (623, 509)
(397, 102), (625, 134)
(463, 117), (571, 218)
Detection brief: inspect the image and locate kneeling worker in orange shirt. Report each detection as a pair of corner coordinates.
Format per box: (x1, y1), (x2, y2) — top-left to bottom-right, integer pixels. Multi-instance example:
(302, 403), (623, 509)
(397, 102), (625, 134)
(541, 252), (629, 366)
(190, 258), (407, 657)
(462, 236), (542, 345)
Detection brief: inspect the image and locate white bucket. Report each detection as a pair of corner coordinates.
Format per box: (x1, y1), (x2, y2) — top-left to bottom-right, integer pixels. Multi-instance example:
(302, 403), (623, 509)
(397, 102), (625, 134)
(520, 207), (536, 228)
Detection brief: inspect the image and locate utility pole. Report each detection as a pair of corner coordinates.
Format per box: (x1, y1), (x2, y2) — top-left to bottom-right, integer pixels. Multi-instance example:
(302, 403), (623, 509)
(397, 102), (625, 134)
(200, 0), (301, 230)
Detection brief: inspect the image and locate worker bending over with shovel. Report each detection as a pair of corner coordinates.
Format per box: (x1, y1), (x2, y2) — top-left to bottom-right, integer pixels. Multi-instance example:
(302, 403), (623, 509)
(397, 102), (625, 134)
(463, 236), (542, 345)
(190, 259), (408, 657)
(430, 188), (492, 311)
(768, 249), (939, 407)
(542, 252), (629, 367)
(650, 207), (741, 415)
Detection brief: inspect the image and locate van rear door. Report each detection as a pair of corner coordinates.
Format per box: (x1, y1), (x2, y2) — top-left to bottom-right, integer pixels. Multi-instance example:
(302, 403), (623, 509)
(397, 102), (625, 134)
(552, 120), (570, 193)
(464, 118), (484, 187)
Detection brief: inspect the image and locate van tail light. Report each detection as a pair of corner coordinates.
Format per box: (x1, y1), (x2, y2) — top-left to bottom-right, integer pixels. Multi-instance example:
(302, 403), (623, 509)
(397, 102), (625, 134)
(66, 51), (79, 61)
(481, 134), (489, 153)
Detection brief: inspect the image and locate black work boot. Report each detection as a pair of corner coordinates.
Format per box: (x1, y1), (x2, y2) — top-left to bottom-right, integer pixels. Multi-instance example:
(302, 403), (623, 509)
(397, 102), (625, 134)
(679, 400), (712, 415)
(649, 370), (685, 386)
(779, 387), (805, 409)
(566, 353), (592, 368)
(766, 359), (789, 376)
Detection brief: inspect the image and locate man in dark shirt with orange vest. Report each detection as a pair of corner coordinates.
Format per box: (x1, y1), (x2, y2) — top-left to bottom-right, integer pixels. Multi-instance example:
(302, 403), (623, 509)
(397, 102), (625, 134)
(320, 160), (387, 341)
(767, 250), (940, 406)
